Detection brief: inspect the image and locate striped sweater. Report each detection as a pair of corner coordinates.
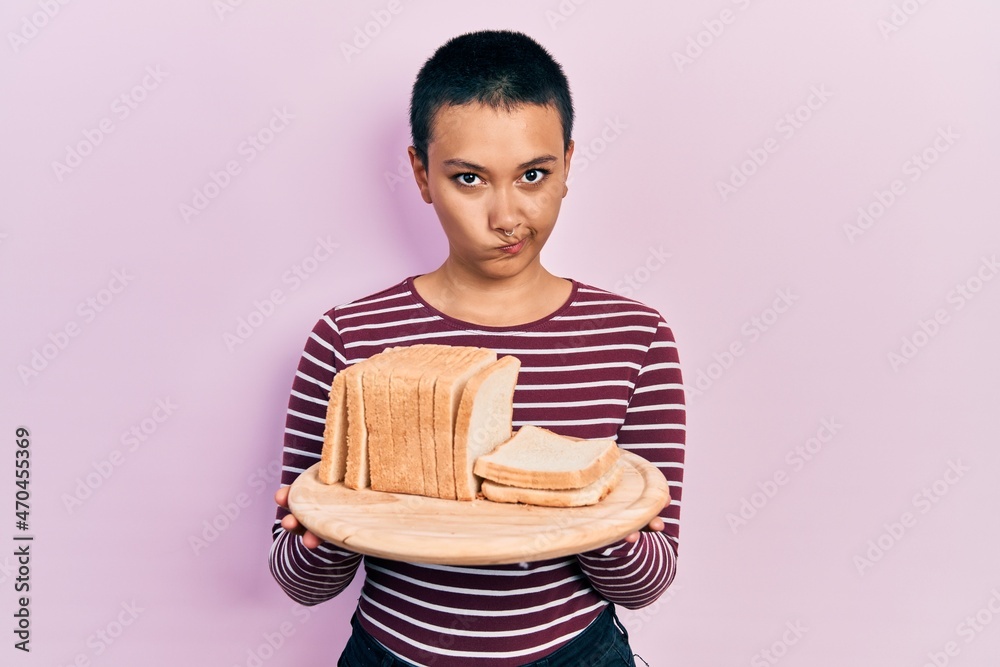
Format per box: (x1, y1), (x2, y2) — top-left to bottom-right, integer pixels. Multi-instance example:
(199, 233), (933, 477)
(269, 276), (686, 666)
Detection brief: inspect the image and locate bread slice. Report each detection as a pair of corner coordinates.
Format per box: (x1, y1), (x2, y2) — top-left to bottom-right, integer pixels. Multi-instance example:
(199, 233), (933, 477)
(415, 345), (457, 499)
(481, 459), (625, 507)
(318, 370), (348, 484)
(434, 347), (497, 500)
(361, 349), (405, 492)
(388, 345), (442, 496)
(473, 425), (620, 490)
(342, 363), (369, 489)
(434, 348), (499, 500)
(454, 355), (521, 501)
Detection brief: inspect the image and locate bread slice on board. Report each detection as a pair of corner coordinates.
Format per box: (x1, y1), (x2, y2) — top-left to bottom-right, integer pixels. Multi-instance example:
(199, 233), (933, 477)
(481, 459), (625, 507)
(416, 345), (460, 499)
(473, 425), (620, 490)
(454, 355), (521, 501)
(389, 346), (442, 496)
(361, 348), (406, 492)
(431, 347), (497, 500)
(343, 363), (369, 489)
(318, 370), (348, 484)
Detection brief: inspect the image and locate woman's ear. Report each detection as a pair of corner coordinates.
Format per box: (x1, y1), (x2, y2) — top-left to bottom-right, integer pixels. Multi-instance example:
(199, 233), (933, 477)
(561, 139), (575, 198)
(408, 146), (433, 204)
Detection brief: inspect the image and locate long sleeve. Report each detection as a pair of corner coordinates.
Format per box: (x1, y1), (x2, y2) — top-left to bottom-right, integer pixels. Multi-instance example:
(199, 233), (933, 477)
(268, 313), (363, 605)
(576, 317), (685, 609)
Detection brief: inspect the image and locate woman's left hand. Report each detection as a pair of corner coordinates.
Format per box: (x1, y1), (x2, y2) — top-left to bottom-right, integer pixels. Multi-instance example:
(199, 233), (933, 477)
(623, 491), (670, 543)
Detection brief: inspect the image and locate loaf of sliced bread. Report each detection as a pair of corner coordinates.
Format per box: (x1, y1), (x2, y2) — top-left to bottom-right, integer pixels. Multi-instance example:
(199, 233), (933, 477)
(453, 355), (521, 501)
(318, 370), (348, 484)
(473, 425), (620, 490)
(481, 459), (625, 507)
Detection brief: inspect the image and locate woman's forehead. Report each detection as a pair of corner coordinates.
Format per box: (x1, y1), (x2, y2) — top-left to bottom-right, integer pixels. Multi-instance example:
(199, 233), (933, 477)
(428, 102), (564, 165)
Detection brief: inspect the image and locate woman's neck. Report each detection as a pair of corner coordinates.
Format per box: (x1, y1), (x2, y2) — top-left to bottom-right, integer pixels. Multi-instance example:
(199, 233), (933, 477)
(412, 262), (572, 327)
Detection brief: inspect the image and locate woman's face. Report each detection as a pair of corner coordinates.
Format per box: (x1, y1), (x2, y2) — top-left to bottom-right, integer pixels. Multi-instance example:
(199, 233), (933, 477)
(410, 102), (574, 281)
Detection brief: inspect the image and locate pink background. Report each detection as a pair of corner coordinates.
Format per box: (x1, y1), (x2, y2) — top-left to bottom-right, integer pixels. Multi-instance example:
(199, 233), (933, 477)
(3, 1), (999, 664)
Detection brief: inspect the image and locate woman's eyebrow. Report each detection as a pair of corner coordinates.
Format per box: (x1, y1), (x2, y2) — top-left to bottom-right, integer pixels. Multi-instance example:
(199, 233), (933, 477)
(441, 155), (558, 172)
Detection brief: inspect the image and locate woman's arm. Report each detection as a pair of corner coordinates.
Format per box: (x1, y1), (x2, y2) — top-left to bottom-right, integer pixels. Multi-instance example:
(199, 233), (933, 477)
(576, 317), (686, 609)
(268, 313), (363, 605)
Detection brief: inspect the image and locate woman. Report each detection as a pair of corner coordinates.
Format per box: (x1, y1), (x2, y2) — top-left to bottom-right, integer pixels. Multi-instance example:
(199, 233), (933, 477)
(271, 30), (685, 666)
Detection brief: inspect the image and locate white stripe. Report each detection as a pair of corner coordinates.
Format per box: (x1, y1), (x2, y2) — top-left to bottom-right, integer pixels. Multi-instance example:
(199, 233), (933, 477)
(501, 325), (658, 338)
(284, 427), (323, 442)
(514, 418), (623, 427)
(344, 329), (462, 349)
(282, 446), (320, 459)
(340, 316), (440, 334)
(621, 443), (685, 450)
(337, 301), (424, 321)
(620, 423), (686, 431)
(290, 389), (327, 407)
(515, 398), (628, 409)
(637, 362), (682, 374)
(282, 465), (307, 474)
(627, 403), (685, 413)
(302, 351), (335, 374)
(518, 361), (641, 373)
(517, 380), (634, 391)
(342, 290), (413, 309)
(366, 562), (583, 596)
(497, 343), (647, 355)
(554, 310), (656, 321)
(408, 560), (573, 577)
(309, 332), (335, 353)
(287, 408), (325, 424)
(321, 314), (340, 336)
(295, 370), (330, 393)
(633, 383), (685, 394)
(570, 299), (632, 306)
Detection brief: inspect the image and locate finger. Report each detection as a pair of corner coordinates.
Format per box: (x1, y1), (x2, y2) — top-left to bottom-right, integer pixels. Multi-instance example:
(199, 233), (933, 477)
(647, 517), (665, 532)
(624, 531), (640, 544)
(280, 513), (301, 534)
(302, 530), (322, 550)
(274, 486), (289, 507)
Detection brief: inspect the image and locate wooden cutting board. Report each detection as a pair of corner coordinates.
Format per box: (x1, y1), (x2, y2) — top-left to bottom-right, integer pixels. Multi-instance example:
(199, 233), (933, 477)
(287, 451), (670, 565)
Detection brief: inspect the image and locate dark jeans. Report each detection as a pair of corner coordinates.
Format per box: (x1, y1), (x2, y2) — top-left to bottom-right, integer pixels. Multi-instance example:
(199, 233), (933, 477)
(337, 604), (637, 666)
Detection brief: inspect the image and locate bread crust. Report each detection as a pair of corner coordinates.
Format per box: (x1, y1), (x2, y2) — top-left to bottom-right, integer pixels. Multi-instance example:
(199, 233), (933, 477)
(480, 460), (625, 507)
(454, 355), (521, 501)
(342, 364), (369, 489)
(473, 425), (620, 490)
(433, 348), (496, 500)
(318, 371), (348, 484)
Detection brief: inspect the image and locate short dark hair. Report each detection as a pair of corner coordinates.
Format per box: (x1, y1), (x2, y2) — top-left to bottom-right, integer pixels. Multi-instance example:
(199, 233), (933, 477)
(409, 30), (574, 168)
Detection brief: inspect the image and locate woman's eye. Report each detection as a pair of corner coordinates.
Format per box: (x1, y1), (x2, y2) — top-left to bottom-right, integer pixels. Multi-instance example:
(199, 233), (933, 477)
(457, 173), (482, 186)
(522, 169), (548, 184)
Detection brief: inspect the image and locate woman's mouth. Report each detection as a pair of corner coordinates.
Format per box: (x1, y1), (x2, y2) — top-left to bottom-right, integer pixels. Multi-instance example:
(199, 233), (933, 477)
(499, 238), (526, 254)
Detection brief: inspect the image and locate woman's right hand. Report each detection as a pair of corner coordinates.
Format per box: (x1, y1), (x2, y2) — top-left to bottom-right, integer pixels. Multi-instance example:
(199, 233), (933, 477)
(274, 486), (323, 549)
